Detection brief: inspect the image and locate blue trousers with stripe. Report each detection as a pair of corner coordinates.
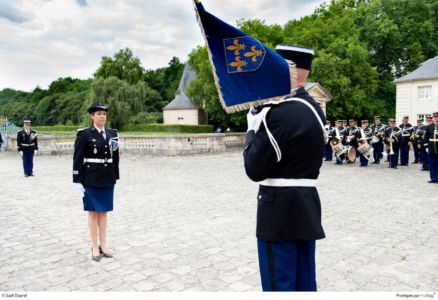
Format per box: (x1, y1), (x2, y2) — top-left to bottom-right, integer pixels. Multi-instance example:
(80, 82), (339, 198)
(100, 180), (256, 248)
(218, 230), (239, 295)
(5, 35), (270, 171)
(257, 239), (316, 291)
(399, 144), (410, 165)
(22, 152), (34, 175)
(429, 154), (438, 182)
(421, 148), (429, 170)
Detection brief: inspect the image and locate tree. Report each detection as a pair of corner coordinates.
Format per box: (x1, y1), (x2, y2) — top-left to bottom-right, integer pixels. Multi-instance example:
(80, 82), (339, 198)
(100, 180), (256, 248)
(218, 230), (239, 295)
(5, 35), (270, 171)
(90, 77), (164, 129)
(144, 56), (185, 105)
(94, 48), (145, 85)
(186, 47), (247, 130)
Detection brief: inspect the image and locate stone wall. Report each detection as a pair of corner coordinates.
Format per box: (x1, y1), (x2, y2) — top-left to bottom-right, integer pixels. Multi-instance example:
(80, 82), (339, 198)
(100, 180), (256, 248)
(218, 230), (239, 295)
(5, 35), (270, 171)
(6, 133), (246, 156)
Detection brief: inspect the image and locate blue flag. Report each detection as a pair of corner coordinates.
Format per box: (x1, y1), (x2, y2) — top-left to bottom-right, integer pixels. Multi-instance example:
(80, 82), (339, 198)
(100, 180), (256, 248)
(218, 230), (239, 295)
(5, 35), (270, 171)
(194, 1), (292, 113)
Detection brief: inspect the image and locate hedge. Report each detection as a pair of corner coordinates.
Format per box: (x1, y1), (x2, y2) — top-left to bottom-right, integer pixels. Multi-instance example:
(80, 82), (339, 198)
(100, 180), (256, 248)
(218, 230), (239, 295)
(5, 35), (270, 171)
(33, 126), (81, 132)
(123, 124), (214, 133)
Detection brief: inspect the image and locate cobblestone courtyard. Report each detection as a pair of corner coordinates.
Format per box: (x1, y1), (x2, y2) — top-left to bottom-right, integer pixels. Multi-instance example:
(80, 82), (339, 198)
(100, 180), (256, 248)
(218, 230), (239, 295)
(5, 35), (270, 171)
(0, 151), (437, 291)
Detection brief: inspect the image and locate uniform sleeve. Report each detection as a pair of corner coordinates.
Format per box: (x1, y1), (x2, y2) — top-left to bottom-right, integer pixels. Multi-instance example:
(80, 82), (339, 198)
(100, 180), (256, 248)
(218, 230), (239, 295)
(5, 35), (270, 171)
(113, 132), (120, 180)
(73, 131), (86, 183)
(17, 132), (22, 151)
(424, 127), (430, 147)
(243, 110), (284, 182)
(34, 131), (38, 150)
(384, 129), (390, 145)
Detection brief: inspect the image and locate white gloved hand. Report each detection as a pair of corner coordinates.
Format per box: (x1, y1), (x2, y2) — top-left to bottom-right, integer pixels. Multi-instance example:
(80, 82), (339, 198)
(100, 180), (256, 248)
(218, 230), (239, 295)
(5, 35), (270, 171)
(34, 150), (38, 155)
(76, 183), (85, 193)
(19, 151), (23, 157)
(246, 107), (271, 133)
(246, 108), (258, 132)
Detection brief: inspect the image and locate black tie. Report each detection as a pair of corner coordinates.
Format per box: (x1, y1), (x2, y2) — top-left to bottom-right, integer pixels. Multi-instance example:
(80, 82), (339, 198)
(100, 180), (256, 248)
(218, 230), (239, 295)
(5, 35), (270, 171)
(100, 130), (105, 140)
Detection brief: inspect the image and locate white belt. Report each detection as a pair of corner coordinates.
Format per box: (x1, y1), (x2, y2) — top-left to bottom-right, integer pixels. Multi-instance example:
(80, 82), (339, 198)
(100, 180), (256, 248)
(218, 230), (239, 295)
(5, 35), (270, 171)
(259, 178), (317, 187)
(21, 143), (35, 146)
(429, 139), (438, 142)
(84, 158), (113, 163)
(402, 134), (410, 137)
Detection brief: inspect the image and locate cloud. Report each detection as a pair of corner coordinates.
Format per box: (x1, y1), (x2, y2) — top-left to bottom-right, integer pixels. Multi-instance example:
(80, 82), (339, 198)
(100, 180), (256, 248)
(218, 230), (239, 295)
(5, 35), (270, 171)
(0, 0), (327, 91)
(0, 0), (33, 23)
(76, 0), (86, 7)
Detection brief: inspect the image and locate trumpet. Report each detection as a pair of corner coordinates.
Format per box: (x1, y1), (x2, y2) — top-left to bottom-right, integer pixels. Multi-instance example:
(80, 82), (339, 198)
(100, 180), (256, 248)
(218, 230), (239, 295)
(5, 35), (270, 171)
(389, 130), (395, 155)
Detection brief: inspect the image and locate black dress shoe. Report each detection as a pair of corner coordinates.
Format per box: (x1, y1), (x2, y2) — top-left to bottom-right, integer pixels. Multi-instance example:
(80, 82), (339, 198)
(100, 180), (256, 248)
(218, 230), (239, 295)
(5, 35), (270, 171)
(91, 248), (102, 262)
(99, 245), (113, 258)
(428, 180), (437, 184)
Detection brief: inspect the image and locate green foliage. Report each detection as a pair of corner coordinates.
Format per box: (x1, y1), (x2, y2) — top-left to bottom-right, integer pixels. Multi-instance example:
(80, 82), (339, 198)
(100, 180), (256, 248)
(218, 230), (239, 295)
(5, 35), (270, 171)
(144, 56), (185, 105)
(94, 48), (145, 85)
(186, 0), (438, 126)
(186, 46), (246, 130)
(123, 123), (213, 133)
(33, 125), (81, 132)
(236, 19), (284, 48)
(90, 77), (165, 129)
(129, 112), (163, 124)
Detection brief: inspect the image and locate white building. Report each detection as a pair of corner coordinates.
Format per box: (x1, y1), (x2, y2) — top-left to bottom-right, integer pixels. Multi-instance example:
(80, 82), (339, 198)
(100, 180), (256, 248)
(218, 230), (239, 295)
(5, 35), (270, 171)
(395, 55), (438, 124)
(163, 64), (207, 125)
(305, 82), (332, 115)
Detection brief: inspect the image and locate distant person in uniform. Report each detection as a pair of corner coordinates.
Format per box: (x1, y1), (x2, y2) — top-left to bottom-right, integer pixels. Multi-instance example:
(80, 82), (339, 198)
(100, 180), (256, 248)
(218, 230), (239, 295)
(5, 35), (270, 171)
(0, 132), (3, 151)
(423, 111), (438, 183)
(73, 102), (120, 262)
(17, 120), (38, 177)
(244, 45), (326, 291)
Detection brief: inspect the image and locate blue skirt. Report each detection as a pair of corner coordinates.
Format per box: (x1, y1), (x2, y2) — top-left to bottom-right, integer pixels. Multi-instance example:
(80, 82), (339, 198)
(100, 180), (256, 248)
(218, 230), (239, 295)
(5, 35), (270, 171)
(83, 185), (114, 212)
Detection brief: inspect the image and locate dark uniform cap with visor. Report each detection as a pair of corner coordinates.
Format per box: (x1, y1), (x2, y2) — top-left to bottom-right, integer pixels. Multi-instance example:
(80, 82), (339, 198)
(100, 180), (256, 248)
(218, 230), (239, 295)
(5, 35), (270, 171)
(275, 45), (315, 70)
(88, 102), (108, 114)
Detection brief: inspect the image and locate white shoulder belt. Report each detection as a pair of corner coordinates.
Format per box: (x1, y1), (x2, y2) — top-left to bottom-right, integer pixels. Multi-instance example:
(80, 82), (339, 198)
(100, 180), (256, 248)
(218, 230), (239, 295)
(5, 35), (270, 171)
(261, 97), (327, 162)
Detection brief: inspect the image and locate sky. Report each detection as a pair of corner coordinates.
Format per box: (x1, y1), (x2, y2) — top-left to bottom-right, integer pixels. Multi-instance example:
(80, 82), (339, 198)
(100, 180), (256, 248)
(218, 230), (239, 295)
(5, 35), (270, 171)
(0, 0), (327, 91)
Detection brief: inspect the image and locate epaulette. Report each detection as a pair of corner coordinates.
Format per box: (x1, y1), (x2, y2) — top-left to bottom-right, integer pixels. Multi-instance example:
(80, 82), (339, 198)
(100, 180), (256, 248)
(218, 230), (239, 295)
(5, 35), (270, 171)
(76, 128), (87, 135)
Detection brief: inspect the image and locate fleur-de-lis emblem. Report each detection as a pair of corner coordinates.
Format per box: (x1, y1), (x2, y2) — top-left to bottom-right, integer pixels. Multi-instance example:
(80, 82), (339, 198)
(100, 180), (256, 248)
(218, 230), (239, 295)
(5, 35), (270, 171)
(244, 46), (264, 62)
(229, 56), (248, 72)
(226, 39), (246, 55)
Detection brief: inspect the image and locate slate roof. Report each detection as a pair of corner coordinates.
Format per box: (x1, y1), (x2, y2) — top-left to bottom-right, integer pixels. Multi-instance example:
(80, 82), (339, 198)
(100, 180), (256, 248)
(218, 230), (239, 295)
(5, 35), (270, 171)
(395, 55), (438, 83)
(163, 64), (198, 110)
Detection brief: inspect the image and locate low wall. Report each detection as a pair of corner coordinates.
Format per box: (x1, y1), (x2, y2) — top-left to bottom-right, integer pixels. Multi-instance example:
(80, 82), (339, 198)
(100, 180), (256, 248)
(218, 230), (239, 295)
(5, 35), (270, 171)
(6, 133), (246, 156)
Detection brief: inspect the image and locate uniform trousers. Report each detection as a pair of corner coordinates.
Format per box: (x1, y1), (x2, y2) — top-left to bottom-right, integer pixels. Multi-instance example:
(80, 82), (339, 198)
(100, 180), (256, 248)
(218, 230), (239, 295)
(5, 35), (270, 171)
(372, 142), (383, 163)
(388, 152), (399, 168)
(324, 144), (333, 161)
(412, 143), (420, 163)
(421, 148), (430, 170)
(22, 152), (34, 175)
(429, 154), (438, 182)
(359, 153), (368, 166)
(257, 239), (317, 291)
(399, 144), (410, 165)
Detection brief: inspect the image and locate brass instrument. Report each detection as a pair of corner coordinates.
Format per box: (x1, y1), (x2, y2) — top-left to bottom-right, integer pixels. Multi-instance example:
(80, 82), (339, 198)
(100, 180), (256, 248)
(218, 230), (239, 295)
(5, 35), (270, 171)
(389, 130), (395, 155)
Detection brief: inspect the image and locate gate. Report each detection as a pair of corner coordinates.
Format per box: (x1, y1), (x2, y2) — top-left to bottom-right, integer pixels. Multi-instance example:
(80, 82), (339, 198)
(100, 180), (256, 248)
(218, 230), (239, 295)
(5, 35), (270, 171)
(0, 117), (19, 151)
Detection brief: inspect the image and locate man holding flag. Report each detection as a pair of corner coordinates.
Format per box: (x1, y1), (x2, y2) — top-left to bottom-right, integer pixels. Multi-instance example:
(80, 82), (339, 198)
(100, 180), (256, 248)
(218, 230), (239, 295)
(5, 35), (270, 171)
(194, 1), (326, 291)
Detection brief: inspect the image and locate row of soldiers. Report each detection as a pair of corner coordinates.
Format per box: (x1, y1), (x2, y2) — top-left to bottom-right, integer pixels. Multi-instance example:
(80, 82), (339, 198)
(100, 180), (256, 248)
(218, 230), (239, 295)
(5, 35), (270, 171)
(324, 113), (438, 183)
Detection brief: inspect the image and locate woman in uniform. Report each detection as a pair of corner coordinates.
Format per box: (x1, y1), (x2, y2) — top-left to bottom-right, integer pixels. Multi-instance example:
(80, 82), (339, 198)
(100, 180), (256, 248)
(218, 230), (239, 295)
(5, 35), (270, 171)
(73, 102), (120, 262)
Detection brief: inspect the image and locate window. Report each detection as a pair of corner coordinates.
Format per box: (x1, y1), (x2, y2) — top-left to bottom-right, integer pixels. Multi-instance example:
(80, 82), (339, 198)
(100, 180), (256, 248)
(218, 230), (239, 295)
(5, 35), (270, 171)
(418, 114), (432, 123)
(418, 86), (432, 101)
